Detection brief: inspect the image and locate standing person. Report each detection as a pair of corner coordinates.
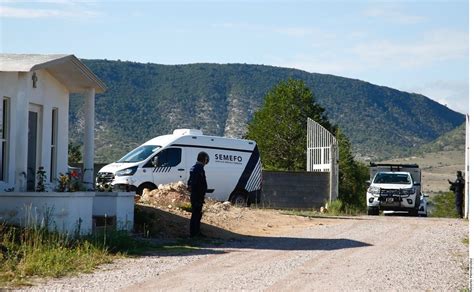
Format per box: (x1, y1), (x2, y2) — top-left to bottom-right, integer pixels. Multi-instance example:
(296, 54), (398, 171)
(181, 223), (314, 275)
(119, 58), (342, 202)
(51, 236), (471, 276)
(187, 152), (209, 237)
(448, 170), (465, 218)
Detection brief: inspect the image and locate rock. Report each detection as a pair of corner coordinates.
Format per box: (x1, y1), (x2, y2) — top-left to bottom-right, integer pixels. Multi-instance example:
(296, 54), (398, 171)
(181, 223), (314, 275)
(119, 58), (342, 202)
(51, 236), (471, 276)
(222, 201), (231, 211)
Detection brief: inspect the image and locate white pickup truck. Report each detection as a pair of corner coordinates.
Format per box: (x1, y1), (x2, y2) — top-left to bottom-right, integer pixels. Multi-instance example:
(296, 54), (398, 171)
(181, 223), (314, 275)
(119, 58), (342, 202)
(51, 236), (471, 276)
(366, 163), (427, 216)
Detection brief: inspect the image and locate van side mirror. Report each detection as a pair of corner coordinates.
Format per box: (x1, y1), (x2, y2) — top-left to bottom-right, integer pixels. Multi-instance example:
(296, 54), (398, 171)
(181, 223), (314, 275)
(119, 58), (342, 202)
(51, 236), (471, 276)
(152, 156), (159, 167)
(413, 182), (421, 186)
(365, 180), (371, 186)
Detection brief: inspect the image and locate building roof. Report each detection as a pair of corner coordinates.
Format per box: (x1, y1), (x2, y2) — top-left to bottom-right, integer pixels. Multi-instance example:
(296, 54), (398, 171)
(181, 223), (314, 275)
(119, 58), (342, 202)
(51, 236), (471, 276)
(0, 54), (106, 93)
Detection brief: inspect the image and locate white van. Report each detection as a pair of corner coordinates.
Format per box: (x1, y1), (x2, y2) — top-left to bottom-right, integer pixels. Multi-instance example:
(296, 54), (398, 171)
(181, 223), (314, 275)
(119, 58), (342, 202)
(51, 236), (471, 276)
(96, 129), (263, 205)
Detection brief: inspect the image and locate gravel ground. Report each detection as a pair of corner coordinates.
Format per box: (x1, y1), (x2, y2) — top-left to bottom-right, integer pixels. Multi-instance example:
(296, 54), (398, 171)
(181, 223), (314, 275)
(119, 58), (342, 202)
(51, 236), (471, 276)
(21, 215), (468, 291)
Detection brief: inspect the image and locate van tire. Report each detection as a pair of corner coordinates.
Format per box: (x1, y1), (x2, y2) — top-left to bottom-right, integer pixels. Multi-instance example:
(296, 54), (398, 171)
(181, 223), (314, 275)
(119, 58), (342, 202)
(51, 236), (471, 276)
(137, 182), (157, 196)
(230, 191), (249, 207)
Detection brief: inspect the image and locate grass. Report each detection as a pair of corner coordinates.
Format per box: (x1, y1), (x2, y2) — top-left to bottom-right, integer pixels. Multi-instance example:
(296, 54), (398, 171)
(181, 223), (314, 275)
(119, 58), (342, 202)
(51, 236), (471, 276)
(0, 225), (112, 287)
(0, 222), (167, 288)
(326, 200), (364, 216)
(282, 200), (364, 218)
(0, 208), (219, 289)
(429, 192), (460, 218)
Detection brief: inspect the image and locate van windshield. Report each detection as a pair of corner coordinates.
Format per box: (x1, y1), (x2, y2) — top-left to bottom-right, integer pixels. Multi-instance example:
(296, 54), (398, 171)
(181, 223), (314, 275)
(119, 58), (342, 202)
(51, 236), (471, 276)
(117, 145), (161, 163)
(373, 173), (411, 185)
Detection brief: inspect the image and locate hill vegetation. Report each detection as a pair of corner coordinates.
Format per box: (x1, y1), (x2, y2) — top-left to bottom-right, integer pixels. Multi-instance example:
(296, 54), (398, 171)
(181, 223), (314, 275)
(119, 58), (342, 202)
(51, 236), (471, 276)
(383, 122), (466, 193)
(69, 60), (464, 163)
(418, 122), (466, 153)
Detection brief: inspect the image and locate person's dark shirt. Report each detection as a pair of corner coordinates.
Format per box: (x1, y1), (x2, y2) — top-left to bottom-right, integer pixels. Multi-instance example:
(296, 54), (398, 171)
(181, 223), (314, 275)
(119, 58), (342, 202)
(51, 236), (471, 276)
(188, 162), (207, 202)
(450, 177), (465, 195)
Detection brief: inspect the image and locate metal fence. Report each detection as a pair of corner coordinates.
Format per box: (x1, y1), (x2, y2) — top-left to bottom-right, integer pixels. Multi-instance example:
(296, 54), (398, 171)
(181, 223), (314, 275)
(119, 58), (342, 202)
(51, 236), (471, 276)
(306, 118), (339, 201)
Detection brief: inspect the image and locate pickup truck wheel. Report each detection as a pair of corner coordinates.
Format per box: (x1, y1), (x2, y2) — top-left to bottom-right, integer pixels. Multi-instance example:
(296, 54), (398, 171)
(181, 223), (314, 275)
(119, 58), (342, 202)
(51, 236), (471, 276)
(408, 209), (418, 216)
(231, 192), (249, 207)
(367, 207), (379, 216)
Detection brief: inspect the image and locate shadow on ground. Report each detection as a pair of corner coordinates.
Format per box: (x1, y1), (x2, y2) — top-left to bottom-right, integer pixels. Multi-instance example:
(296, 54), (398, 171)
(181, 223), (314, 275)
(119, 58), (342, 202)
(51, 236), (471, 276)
(135, 205), (371, 256)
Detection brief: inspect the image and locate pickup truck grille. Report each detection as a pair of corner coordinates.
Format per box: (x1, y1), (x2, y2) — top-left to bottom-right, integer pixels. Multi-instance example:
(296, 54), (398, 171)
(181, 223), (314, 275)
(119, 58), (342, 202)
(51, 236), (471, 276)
(96, 172), (114, 184)
(379, 189), (401, 196)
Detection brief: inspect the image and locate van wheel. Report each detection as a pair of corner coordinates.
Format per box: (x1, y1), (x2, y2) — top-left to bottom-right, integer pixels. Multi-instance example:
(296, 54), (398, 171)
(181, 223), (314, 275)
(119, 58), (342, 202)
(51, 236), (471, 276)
(137, 183), (157, 196)
(231, 192), (249, 207)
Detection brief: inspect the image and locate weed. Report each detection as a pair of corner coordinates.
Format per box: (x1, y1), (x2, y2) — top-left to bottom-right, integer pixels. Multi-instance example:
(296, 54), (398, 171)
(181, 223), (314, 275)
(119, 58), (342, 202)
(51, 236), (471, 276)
(327, 199), (344, 215)
(179, 202), (192, 212)
(282, 209), (319, 218)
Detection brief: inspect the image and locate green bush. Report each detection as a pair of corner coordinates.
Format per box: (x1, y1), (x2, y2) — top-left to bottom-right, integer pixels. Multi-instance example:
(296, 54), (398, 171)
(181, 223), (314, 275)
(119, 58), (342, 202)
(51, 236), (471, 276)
(326, 200), (344, 215)
(430, 192), (459, 218)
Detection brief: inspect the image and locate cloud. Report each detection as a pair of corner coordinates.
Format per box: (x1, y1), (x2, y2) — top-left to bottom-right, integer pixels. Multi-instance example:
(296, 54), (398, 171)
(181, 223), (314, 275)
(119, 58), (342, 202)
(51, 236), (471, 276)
(404, 80), (469, 114)
(265, 27), (468, 113)
(351, 29), (468, 69)
(363, 6), (426, 24)
(273, 29), (467, 75)
(0, 2), (100, 18)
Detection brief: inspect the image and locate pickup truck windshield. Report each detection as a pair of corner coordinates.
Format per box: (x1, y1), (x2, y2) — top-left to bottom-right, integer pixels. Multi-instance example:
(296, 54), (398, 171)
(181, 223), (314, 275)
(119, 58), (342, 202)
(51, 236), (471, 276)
(117, 145), (161, 163)
(373, 173), (411, 184)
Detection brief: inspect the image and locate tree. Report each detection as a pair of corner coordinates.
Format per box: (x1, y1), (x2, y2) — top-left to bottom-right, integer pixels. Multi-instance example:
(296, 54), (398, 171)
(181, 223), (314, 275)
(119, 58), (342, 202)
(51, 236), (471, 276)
(247, 79), (333, 171)
(247, 78), (369, 212)
(336, 128), (369, 210)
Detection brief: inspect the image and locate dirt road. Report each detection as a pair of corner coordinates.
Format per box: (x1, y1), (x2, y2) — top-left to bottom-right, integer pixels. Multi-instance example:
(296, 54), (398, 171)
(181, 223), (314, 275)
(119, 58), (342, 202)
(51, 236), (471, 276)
(28, 214), (468, 291)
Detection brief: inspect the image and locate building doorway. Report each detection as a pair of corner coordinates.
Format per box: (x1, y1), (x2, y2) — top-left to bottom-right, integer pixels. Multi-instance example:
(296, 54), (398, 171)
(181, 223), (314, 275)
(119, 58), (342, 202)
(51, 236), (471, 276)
(27, 104), (42, 191)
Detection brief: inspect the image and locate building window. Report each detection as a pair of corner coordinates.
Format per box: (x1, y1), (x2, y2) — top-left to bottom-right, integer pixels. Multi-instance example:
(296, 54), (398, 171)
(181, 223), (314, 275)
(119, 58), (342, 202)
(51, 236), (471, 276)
(0, 97), (9, 182)
(50, 108), (58, 182)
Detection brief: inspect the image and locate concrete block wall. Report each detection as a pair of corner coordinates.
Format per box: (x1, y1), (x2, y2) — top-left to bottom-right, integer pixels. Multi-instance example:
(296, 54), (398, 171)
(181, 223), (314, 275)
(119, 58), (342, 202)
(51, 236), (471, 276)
(261, 171), (330, 209)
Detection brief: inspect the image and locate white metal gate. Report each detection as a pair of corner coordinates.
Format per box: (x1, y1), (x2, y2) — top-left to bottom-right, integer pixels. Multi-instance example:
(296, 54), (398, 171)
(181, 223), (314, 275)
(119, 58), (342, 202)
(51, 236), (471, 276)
(307, 118), (339, 201)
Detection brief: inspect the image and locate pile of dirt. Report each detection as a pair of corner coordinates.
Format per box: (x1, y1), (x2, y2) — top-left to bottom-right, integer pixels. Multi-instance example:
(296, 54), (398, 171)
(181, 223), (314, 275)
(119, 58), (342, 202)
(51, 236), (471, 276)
(138, 181), (239, 214)
(139, 181), (191, 209)
(135, 182), (323, 239)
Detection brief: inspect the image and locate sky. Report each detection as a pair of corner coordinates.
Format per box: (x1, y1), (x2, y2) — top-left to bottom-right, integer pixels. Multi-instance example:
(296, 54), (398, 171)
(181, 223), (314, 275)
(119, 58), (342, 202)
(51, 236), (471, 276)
(0, 0), (469, 114)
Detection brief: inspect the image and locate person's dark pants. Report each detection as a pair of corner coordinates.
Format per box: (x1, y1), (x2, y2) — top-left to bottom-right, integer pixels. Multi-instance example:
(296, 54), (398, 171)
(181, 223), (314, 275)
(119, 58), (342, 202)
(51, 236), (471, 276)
(455, 193), (464, 218)
(190, 197), (203, 237)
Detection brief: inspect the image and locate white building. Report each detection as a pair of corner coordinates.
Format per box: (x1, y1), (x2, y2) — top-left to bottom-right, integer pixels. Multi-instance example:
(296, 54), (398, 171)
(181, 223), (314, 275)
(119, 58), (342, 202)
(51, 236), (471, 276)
(0, 54), (134, 234)
(0, 54), (105, 191)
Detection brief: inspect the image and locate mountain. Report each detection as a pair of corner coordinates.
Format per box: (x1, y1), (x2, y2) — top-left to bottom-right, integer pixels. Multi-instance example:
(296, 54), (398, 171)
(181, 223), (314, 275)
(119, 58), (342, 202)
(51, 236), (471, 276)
(69, 60), (465, 163)
(418, 122), (466, 153)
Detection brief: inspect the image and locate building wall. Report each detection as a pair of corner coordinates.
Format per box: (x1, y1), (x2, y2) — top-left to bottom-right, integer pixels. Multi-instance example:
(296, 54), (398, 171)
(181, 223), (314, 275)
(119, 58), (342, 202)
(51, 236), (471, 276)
(0, 70), (69, 192)
(0, 72), (19, 190)
(260, 171), (330, 209)
(0, 191), (135, 235)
